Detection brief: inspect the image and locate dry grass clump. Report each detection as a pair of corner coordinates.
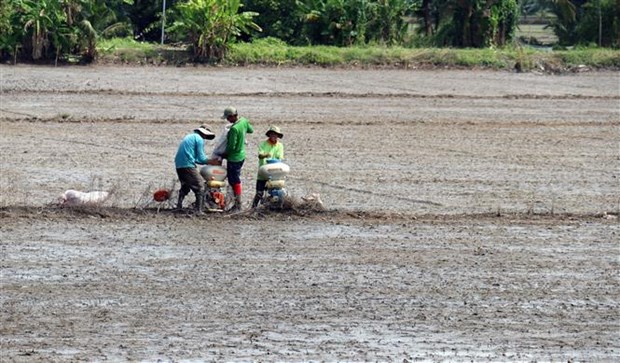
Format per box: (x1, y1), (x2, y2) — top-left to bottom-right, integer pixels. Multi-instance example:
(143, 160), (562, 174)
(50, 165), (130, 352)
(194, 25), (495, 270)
(290, 194), (326, 212)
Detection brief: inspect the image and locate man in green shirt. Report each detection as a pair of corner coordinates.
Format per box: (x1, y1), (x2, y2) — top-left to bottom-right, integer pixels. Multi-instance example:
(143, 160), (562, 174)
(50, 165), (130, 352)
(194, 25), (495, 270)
(252, 126), (284, 208)
(222, 107), (254, 212)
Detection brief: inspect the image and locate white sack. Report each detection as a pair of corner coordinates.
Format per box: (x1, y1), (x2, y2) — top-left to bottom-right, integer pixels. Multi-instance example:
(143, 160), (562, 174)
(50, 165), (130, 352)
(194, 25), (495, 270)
(210, 123), (231, 161)
(61, 190), (110, 206)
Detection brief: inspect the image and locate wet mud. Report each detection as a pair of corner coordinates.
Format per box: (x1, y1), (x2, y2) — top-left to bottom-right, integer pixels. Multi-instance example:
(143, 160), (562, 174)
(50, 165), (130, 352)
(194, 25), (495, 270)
(1, 65), (618, 361)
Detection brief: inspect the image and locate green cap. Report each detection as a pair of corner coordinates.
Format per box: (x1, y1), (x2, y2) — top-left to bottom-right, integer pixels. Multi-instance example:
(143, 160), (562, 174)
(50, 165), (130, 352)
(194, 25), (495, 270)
(222, 107), (237, 119)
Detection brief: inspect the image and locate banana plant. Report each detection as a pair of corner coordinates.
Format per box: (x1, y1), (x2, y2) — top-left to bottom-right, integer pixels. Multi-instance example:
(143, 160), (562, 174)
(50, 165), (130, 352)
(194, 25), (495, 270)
(20, 0), (66, 60)
(168, 0), (262, 61)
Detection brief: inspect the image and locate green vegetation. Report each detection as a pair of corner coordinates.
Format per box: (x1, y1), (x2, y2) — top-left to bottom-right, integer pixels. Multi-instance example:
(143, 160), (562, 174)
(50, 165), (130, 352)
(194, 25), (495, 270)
(95, 37), (620, 71)
(226, 42), (620, 70)
(553, 47), (620, 68)
(227, 40), (516, 68)
(166, 0), (261, 62)
(0, 0), (618, 66)
(98, 37), (163, 63)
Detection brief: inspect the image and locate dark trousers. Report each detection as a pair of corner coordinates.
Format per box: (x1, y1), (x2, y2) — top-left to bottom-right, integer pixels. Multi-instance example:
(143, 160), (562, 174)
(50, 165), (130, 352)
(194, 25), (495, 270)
(226, 160), (244, 186)
(176, 167), (204, 197)
(255, 179), (267, 196)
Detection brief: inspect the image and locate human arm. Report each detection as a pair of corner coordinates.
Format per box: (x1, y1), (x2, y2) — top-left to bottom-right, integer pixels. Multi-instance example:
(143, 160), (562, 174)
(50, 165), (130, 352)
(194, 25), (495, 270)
(258, 150), (269, 159)
(246, 119), (254, 134)
(257, 141), (271, 159)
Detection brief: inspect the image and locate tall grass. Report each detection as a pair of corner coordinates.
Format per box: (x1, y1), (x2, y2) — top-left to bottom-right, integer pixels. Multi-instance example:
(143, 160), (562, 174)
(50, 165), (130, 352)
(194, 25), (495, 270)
(554, 48), (620, 68)
(95, 37), (620, 70)
(98, 37), (217, 65)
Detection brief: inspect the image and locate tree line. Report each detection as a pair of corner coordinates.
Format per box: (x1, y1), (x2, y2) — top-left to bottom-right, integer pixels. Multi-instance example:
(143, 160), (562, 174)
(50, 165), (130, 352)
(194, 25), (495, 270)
(0, 0), (617, 64)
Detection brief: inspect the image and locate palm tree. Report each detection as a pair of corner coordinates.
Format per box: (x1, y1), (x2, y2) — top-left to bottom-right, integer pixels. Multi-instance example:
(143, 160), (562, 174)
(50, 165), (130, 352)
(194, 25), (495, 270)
(70, 0), (133, 62)
(542, 0), (578, 45)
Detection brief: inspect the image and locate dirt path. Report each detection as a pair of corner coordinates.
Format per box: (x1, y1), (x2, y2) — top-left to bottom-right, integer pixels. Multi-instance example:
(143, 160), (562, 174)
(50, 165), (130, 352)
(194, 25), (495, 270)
(1, 65), (619, 361)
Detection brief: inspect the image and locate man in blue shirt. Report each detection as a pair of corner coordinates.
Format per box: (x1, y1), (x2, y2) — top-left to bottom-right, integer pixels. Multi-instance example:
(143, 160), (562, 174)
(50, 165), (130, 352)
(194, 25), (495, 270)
(175, 126), (215, 214)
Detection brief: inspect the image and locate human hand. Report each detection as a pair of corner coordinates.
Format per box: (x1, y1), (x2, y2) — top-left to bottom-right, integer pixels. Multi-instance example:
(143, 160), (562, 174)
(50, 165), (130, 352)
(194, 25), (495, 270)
(258, 152), (270, 159)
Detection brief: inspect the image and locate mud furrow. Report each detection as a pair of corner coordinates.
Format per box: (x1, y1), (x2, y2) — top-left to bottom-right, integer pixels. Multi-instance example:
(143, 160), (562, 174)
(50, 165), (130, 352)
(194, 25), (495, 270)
(1, 116), (617, 128)
(2, 89), (618, 100)
(1, 206), (617, 225)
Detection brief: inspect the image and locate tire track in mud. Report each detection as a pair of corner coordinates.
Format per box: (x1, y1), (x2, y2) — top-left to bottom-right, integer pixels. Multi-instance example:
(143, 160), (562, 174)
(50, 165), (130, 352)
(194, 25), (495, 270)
(2, 89), (618, 100)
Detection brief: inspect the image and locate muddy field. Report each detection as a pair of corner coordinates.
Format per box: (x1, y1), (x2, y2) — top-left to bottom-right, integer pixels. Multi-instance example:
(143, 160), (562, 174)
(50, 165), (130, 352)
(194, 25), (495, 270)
(1, 65), (619, 361)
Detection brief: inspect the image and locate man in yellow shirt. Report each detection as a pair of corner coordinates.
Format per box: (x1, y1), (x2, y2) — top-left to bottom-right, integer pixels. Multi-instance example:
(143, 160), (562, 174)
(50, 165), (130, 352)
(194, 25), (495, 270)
(251, 126), (284, 208)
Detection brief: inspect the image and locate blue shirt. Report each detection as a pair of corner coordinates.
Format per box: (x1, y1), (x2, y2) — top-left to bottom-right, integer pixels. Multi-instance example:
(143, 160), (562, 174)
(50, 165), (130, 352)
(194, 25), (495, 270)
(175, 132), (208, 168)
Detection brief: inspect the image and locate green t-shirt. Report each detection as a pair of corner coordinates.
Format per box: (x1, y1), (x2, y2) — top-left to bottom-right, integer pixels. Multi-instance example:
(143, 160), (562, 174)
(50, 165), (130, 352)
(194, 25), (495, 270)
(226, 117), (254, 162)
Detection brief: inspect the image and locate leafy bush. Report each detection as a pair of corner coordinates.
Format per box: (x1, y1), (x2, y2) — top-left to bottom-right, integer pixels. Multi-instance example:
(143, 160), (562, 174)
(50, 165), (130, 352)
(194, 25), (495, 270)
(167, 0), (261, 62)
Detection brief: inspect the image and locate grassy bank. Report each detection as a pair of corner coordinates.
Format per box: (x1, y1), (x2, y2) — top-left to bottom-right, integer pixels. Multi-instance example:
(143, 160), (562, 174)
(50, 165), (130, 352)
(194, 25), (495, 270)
(97, 37), (620, 72)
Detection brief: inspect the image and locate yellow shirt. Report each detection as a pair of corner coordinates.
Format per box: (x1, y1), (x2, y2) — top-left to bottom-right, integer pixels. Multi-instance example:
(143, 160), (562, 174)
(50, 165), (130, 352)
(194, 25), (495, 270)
(257, 140), (284, 180)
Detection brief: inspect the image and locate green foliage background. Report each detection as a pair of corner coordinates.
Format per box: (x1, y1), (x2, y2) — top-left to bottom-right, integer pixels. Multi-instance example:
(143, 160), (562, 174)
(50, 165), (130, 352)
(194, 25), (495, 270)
(0, 0), (618, 65)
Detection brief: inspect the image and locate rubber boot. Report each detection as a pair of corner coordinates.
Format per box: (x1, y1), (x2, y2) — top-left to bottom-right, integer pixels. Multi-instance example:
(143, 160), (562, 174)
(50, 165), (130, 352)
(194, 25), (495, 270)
(251, 193), (262, 209)
(176, 190), (187, 210)
(231, 194), (242, 212)
(195, 192), (205, 215)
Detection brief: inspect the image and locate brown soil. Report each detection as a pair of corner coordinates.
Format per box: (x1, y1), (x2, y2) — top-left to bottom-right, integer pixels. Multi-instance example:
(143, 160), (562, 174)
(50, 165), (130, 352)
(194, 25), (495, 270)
(1, 65), (619, 361)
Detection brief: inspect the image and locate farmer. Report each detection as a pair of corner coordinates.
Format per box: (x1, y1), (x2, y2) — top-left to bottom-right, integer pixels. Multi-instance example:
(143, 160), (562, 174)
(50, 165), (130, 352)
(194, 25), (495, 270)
(174, 125), (216, 214)
(251, 126), (284, 208)
(222, 107), (254, 212)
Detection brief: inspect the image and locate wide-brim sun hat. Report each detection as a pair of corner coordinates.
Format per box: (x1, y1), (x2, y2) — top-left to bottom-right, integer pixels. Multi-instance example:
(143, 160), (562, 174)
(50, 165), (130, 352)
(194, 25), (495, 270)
(266, 125), (283, 138)
(194, 126), (215, 140)
(222, 107), (237, 119)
